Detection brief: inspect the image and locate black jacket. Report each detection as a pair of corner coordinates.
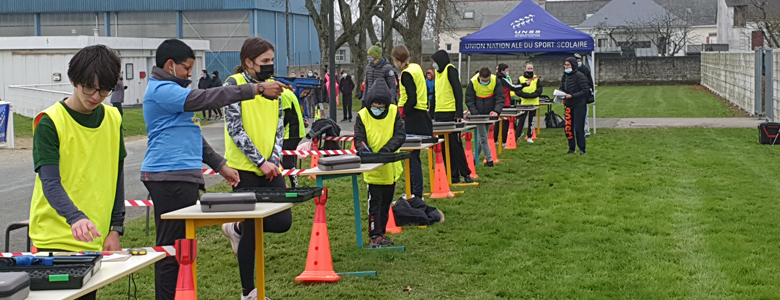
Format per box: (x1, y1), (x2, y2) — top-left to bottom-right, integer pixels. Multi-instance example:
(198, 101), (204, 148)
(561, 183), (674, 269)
(578, 65), (594, 89)
(210, 75), (223, 88)
(198, 75), (211, 89)
(465, 77), (506, 115)
(339, 75), (355, 95)
(399, 72), (433, 136)
(559, 69), (590, 107)
(354, 79), (406, 153)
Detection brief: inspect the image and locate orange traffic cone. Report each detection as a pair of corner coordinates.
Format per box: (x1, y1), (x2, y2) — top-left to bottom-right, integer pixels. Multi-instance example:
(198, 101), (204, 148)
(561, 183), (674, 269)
(296, 189), (341, 283)
(462, 132), (478, 179)
(485, 124), (500, 163)
(174, 239), (197, 300)
(505, 117), (517, 149)
(531, 127), (538, 140)
(430, 144), (455, 199)
(351, 140), (356, 151)
(385, 207), (403, 234)
(309, 138), (320, 179)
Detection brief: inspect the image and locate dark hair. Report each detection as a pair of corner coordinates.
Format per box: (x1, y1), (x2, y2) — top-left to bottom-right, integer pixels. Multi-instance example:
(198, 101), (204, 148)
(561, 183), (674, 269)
(479, 67), (491, 78)
(391, 45), (410, 63)
(156, 39), (195, 68)
(235, 37), (275, 74)
(498, 63), (509, 72)
(313, 71), (319, 76)
(68, 45), (122, 91)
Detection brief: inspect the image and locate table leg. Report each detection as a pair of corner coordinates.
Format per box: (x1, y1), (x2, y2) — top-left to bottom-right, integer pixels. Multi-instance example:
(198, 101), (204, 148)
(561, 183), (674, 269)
(444, 134), (453, 185)
(404, 158), (412, 199)
(185, 220), (197, 294)
(473, 126), (480, 165)
(537, 107), (541, 133)
(316, 177), (323, 188)
(498, 118), (503, 155)
(255, 218), (265, 300)
(351, 175), (363, 248)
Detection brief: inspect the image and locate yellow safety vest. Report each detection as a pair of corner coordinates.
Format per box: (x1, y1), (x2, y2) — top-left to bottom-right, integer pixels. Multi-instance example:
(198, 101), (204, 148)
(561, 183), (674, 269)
(518, 76), (540, 105)
(470, 74), (497, 98)
(399, 63), (428, 111)
(434, 64), (458, 112)
(358, 105), (402, 185)
(281, 89), (306, 139)
(29, 102), (121, 251)
(224, 74), (280, 175)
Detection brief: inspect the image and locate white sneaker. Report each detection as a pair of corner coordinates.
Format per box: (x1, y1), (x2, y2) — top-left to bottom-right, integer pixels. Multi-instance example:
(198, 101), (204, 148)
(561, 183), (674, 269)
(222, 222), (241, 256)
(526, 138), (534, 143)
(241, 289), (257, 300)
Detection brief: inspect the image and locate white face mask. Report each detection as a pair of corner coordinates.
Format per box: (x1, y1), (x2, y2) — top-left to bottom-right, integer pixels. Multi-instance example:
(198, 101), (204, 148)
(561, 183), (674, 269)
(565, 68), (573, 74)
(432, 63), (439, 70)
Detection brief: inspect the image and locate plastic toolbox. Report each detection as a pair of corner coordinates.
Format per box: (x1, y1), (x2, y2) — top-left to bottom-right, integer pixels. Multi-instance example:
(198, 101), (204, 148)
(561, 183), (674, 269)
(402, 137), (422, 147)
(0, 265), (94, 291)
(0, 272), (29, 300)
(502, 108), (520, 114)
(358, 152), (412, 164)
(234, 187), (323, 203)
(317, 155), (362, 171)
(517, 105), (537, 109)
(200, 193), (257, 212)
(406, 135), (439, 143)
(432, 122), (456, 130)
(455, 122), (466, 128)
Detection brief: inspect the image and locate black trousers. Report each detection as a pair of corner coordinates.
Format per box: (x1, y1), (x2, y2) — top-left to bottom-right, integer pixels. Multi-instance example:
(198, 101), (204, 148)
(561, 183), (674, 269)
(143, 181), (201, 300)
(282, 138), (302, 187)
(565, 105), (587, 151)
(367, 183), (396, 237)
(112, 102), (123, 116)
(233, 171), (293, 294)
(494, 118), (510, 144)
(202, 110), (210, 119)
(409, 150), (423, 197)
(341, 92), (353, 120)
(434, 112), (471, 179)
(518, 110), (536, 137)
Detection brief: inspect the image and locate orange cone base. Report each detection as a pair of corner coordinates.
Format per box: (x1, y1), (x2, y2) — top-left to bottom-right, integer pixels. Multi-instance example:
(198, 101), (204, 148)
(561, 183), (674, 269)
(430, 191), (455, 199)
(174, 290), (196, 300)
(296, 271), (341, 283)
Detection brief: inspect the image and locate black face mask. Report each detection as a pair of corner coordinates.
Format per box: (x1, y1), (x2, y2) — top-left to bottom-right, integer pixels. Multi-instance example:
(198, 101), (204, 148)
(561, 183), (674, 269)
(524, 71), (534, 78)
(256, 64), (274, 81)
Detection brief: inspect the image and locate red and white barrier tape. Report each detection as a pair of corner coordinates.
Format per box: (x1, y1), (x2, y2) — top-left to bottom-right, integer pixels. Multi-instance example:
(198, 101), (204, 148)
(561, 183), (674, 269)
(203, 168), (217, 175)
(321, 136), (354, 141)
(124, 200), (153, 207)
(280, 169), (307, 176)
(281, 150), (355, 156)
(1, 246), (177, 257)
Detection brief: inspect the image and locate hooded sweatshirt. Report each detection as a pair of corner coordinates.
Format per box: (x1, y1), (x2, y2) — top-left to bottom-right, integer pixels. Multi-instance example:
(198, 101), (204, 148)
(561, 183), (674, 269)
(354, 79), (406, 153)
(430, 50), (463, 117)
(559, 57), (590, 107)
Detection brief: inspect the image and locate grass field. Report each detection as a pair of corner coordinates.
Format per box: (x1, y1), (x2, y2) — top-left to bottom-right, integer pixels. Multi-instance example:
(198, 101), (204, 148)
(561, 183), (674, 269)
(581, 85), (738, 118)
(101, 128), (780, 299)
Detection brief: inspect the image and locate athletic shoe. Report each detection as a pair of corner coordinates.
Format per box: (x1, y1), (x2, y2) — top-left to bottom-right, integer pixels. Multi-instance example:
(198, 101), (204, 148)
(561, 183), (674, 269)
(221, 222), (241, 256)
(566, 150), (576, 154)
(369, 236), (381, 248)
(463, 176), (475, 184)
(378, 235), (394, 246)
(451, 177), (461, 184)
(526, 138), (534, 143)
(578, 150), (586, 155)
(241, 288), (257, 300)
(484, 161), (494, 167)
(517, 132), (525, 139)
(437, 209), (446, 223)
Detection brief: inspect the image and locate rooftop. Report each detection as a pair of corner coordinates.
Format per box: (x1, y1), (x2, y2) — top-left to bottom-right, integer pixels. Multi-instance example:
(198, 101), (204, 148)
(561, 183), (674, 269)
(0, 36), (210, 51)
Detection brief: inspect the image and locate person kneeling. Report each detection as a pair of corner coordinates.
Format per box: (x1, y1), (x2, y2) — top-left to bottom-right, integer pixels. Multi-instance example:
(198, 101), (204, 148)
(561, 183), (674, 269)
(354, 80), (406, 248)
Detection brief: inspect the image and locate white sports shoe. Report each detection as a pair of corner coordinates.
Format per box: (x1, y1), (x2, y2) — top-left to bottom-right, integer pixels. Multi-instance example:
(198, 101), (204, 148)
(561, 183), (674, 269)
(526, 138), (534, 143)
(241, 289), (257, 300)
(222, 222), (241, 256)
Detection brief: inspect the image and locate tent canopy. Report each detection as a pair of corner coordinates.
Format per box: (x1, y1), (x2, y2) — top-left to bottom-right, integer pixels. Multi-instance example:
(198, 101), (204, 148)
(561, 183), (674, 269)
(459, 0), (594, 54)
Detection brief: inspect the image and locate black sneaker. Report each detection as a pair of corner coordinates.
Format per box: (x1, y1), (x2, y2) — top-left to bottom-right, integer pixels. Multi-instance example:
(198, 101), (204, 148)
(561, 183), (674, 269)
(566, 150), (576, 154)
(377, 236), (394, 246)
(463, 176), (475, 184)
(451, 177), (461, 184)
(578, 150), (586, 155)
(484, 161), (494, 167)
(369, 236), (381, 248)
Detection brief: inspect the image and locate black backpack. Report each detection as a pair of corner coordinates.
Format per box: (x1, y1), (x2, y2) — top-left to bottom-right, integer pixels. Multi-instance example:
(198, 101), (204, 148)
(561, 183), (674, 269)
(545, 110), (565, 128)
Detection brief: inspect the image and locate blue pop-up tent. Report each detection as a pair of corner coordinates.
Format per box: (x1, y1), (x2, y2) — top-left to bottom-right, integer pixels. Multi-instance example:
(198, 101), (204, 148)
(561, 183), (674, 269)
(458, 0), (598, 132)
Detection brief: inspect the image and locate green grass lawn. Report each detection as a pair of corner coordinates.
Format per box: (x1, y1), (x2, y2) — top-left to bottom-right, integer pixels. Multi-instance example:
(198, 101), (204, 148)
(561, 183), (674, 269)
(585, 86), (738, 118)
(101, 128), (780, 299)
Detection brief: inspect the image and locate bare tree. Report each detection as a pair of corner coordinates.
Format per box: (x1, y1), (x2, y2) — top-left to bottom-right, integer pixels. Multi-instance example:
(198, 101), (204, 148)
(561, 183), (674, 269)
(338, 0), (371, 94)
(629, 11), (697, 56)
(305, 0), (380, 70)
(746, 0), (780, 48)
(392, 0), (432, 64)
(590, 21), (642, 56)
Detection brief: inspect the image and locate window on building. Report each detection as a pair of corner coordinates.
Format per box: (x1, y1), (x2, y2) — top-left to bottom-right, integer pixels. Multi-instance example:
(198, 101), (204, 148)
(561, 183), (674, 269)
(464, 11), (474, 19)
(598, 39), (608, 47)
(446, 43), (452, 51)
(734, 5), (747, 27)
(336, 49), (346, 61)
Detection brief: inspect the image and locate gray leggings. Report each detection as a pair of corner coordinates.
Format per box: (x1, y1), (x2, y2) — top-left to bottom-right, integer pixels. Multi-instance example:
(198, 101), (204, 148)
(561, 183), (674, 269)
(476, 123), (493, 162)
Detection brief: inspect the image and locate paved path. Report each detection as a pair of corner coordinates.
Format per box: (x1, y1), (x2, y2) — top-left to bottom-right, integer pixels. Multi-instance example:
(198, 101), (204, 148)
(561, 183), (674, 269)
(596, 118), (763, 129)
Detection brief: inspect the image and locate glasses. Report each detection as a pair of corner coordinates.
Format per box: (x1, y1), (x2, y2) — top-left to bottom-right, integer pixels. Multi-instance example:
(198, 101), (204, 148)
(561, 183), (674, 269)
(81, 86), (114, 97)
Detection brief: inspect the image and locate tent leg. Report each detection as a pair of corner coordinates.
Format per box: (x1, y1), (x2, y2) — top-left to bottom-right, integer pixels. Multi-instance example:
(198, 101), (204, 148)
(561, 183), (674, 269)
(467, 55), (471, 80)
(590, 51), (596, 135)
(458, 53), (462, 76)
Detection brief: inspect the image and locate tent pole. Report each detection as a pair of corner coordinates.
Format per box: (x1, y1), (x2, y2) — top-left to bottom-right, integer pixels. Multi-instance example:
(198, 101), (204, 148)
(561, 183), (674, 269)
(458, 52), (462, 78)
(467, 55), (471, 81)
(590, 51), (596, 134)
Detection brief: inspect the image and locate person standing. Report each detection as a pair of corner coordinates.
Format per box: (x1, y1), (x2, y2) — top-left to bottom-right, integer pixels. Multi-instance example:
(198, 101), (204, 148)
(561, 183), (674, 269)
(393, 45), (432, 199)
(465, 68), (505, 167)
(560, 57), (590, 155)
(282, 88), (307, 188)
(364, 43), (397, 107)
(574, 53), (594, 138)
(198, 70), (212, 119)
(430, 50), (473, 183)
(495, 63), (530, 141)
(210, 71), (224, 120)
(425, 70), (435, 118)
(517, 63), (543, 143)
(110, 75), (125, 116)
(339, 70), (355, 122)
(30, 45), (124, 300)
(141, 39), (287, 300)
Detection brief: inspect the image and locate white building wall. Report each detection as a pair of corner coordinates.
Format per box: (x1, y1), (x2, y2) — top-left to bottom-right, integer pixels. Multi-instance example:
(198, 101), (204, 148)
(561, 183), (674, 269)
(773, 50), (780, 121)
(701, 51), (756, 115)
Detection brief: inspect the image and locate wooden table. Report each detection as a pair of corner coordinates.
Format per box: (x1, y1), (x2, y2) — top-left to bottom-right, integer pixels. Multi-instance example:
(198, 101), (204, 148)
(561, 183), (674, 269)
(161, 203), (293, 300)
(26, 253), (165, 300)
(399, 140), (444, 199)
(432, 125), (476, 186)
(464, 119), (500, 166)
(498, 107), (538, 154)
(301, 163), (384, 249)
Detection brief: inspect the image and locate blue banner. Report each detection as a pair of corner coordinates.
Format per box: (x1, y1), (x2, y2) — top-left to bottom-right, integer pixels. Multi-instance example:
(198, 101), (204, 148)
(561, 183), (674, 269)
(0, 103), (8, 143)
